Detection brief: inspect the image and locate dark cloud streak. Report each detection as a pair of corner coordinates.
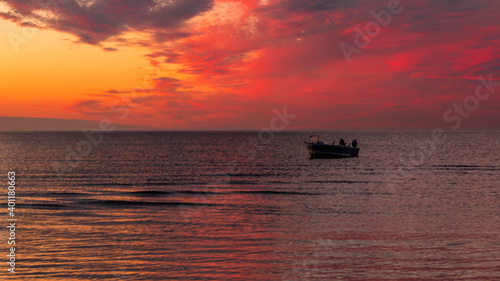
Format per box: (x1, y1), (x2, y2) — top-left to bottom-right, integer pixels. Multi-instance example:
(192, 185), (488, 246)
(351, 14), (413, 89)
(0, 0), (214, 45)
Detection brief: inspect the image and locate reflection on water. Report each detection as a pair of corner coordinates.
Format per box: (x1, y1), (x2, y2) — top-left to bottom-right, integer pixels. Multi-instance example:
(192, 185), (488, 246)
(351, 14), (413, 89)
(0, 131), (499, 280)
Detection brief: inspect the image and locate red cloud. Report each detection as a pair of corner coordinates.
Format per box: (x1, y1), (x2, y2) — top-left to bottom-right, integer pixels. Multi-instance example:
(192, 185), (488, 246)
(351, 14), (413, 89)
(5, 0), (500, 129)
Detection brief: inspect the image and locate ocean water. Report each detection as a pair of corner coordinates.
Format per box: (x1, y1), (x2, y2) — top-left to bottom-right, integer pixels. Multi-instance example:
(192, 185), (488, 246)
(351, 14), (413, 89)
(0, 131), (499, 280)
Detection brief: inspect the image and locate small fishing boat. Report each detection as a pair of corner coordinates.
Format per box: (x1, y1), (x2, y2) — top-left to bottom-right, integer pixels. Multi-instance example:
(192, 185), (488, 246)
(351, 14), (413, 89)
(305, 135), (359, 158)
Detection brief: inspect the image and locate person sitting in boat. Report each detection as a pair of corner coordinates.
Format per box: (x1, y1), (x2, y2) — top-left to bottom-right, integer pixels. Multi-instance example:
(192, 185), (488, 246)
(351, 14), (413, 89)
(352, 139), (357, 148)
(339, 138), (346, 146)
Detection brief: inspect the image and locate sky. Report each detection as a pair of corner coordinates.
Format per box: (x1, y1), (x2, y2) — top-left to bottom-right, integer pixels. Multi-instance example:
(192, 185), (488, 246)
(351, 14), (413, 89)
(0, 0), (499, 131)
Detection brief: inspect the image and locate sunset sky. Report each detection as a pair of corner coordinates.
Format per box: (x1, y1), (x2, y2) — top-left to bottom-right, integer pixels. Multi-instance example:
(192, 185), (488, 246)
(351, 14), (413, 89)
(1, 0), (499, 130)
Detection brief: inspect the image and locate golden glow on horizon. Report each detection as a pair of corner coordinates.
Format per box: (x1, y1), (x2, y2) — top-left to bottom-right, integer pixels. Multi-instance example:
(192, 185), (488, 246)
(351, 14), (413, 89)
(0, 20), (155, 119)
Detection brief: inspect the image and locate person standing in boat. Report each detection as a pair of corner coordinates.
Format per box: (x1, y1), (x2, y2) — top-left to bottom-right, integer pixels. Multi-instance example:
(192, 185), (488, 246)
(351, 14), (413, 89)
(352, 139), (357, 148)
(339, 138), (346, 146)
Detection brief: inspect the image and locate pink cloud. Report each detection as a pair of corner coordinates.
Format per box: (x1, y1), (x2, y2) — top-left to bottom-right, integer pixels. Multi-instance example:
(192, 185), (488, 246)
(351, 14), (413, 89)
(4, 0), (500, 130)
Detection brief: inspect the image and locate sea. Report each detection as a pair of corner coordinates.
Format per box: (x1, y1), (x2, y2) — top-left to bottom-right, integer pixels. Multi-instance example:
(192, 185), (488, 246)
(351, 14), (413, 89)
(0, 131), (499, 280)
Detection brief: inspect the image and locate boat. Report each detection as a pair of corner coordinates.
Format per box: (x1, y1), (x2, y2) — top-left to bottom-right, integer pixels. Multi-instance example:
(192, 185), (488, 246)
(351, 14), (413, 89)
(305, 135), (359, 158)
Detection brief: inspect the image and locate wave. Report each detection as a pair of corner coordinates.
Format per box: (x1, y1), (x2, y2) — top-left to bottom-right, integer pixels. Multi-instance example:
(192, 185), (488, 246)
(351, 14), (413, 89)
(44, 192), (90, 196)
(32, 189), (320, 199)
(233, 190), (318, 195)
(305, 180), (371, 184)
(81, 199), (219, 207)
(432, 165), (500, 170)
(124, 190), (318, 196)
(124, 190), (221, 196)
(16, 203), (71, 209)
(17, 199), (221, 209)
(79, 182), (209, 187)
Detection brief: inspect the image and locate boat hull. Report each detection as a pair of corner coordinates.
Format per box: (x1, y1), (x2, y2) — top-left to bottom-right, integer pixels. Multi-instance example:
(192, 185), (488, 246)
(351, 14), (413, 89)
(306, 143), (359, 158)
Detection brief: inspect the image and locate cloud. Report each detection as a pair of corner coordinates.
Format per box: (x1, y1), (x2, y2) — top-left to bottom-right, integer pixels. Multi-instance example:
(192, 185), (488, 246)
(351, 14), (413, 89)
(66, 99), (115, 116)
(135, 0), (500, 129)
(4, 0), (500, 129)
(104, 89), (130, 94)
(0, 0), (214, 45)
(154, 77), (182, 91)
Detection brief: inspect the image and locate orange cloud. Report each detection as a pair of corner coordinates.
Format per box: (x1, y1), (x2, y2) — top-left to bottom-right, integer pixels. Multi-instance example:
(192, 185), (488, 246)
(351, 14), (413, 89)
(1, 0), (500, 130)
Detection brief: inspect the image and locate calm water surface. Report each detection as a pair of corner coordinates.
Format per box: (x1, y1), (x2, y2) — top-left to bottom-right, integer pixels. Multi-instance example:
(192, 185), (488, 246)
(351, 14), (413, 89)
(0, 131), (499, 280)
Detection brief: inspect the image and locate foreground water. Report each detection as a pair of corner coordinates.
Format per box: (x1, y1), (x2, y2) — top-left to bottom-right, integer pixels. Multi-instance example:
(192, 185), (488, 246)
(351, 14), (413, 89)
(0, 131), (499, 280)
